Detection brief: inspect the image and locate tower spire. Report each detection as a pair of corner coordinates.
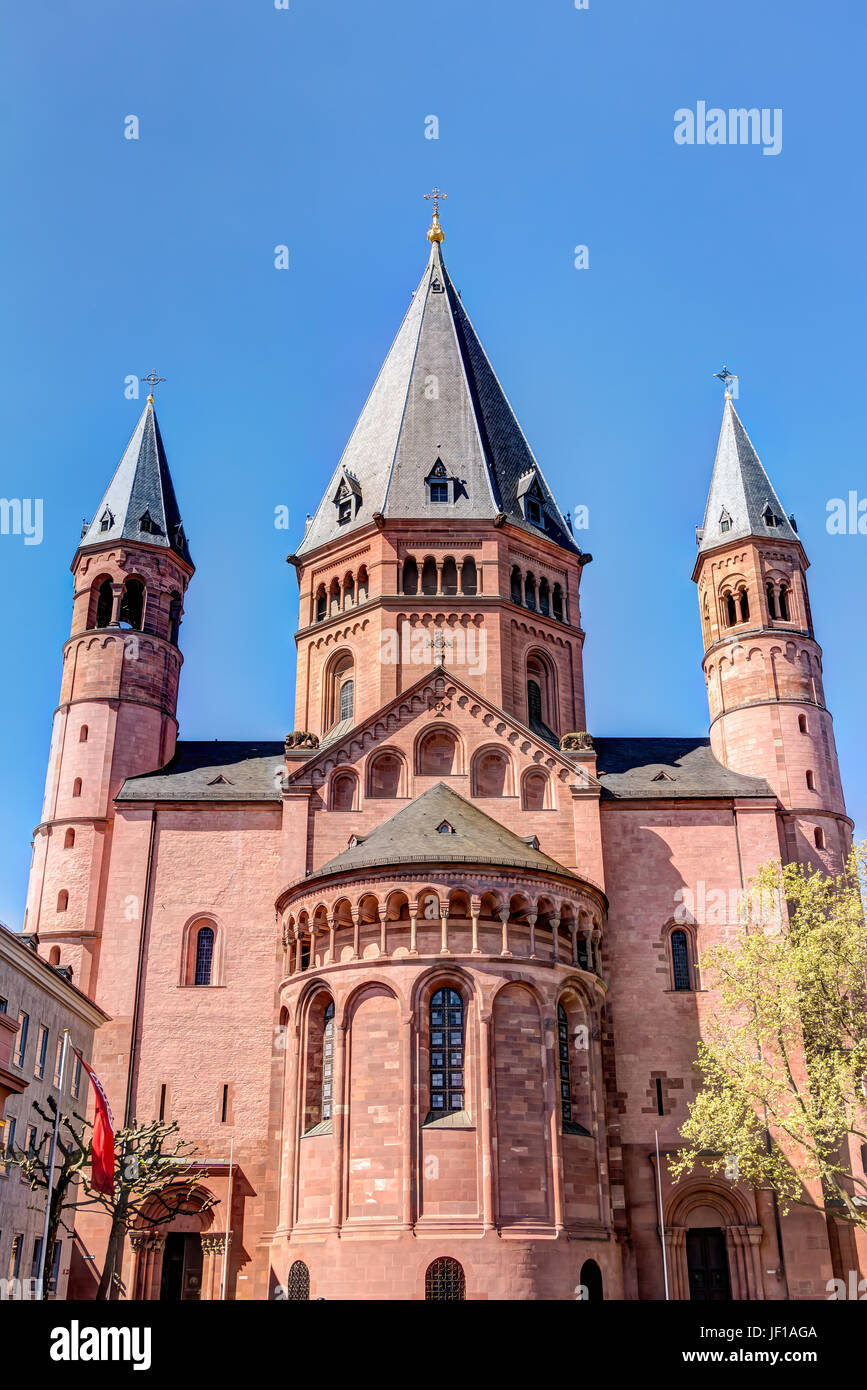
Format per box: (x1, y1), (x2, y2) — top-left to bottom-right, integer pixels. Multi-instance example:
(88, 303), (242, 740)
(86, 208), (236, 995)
(694, 394), (798, 564)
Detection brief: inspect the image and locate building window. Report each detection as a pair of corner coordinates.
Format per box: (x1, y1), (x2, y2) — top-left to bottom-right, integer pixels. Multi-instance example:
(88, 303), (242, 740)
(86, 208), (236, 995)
(763, 506), (777, 527)
(169, 591), (182, 645)
(72, 779), (82, 798)
(778, 584), (790, 620)
(0, 997), (6, 1013)
(26, 1125), (39, 1157)
(35, 1026), (49, 1080)
(339, 677), (354, 722)
(510, 565), (523, 605)
(95, 578), (114, 628)
(79, 725), (88, 743)
(53, 1037), (64, 1086)
(720, 517), (731, 533)
(286, 1260), (310, 1301)
(321, 1001), (335, 1122)
(425, 1257), (466, 1301)
(552, 584), (564, 622)
(766, 581), (777, 618)
(557, 1003), (573, 1125)
(194, 926), (215, 986)
(814, 827), (825, 850)
(538, 577), (550, 615)
(525, 496), (543, 527)
(119, 579), (145, 631)
(64, 829), (75, 849)
(798, 714), (808, 734)
(430, 481), (448, 503)
(806, 770), (815, 791)
(671, 930), (691, 991)
(402, 557), (419, 596)
(460, 557), (477, 595)
(527, 679), (542, 725)
(57, 890), (68, 912)
(5, 1117), (16, 1160)
(739, 589), (749, 622)
(725, 593), (737, 626)
(71, 1054), (82, 1100)
(315, 587), (327, 622)
(429, 988), (464, 1115)
(14, 1012), (29, 1068)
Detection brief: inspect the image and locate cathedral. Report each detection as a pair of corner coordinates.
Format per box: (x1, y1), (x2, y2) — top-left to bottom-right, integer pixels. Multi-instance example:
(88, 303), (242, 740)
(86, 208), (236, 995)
(23, 205), (860, 1300)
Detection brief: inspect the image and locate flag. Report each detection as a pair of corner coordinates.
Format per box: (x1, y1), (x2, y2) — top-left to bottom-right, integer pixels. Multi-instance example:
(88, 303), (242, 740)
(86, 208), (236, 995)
(72, 1047), (115, 1196)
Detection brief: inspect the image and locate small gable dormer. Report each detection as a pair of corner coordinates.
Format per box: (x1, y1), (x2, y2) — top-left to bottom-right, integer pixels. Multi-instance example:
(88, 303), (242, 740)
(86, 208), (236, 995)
(139, 508), (163, 537)
(425, 457), (454, 505)
(436, 819), (455, 834)
(333, 470), (362, 525)
(99, 508), (114, 533)
(516, 470), (546, 528)
(762, 503), (779, 528)
(719, 507), (732, 534)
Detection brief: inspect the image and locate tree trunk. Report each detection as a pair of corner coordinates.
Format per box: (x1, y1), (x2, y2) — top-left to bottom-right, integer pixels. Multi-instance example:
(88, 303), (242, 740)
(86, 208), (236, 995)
(95, 1208), (126, 1300)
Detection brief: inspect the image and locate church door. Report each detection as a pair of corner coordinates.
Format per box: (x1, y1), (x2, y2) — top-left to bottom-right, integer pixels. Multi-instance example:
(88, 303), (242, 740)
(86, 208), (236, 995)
(160, 1233), (204, 1301)
(686, 1227), (731, 1301)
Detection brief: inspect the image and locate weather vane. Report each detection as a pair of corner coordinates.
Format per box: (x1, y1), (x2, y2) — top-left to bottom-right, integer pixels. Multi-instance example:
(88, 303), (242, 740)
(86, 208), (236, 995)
(713, 365), (738, 399)
(141, 369), (166, 402)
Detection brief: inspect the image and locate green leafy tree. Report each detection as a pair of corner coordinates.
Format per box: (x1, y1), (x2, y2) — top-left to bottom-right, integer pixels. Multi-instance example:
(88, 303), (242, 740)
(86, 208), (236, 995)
(671, 844), (867, 1230)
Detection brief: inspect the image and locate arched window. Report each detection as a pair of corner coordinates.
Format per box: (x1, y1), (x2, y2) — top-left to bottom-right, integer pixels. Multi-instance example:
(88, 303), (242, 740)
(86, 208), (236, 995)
(339, 678), (354, 722)
(460, 557), (477, 595)
(739, 589), (749, 622)
(671, 929), (691, 991)
(522, 770), (548, 811)
(798, 714), (808, 734)
(814, 827), (825, 849)
(778, 584), (790, 620)
(369, 750), (404, 798)
(286, 1261), (310, 1301)
(725, 593), (737, 627)
(321, 1001), (335, 1121)
(357, 566), (369, 603)
(421, 557), (438, 595)
(418, 729), (458, 776)
(72, 778), (82, 797)
(169, 591), (182, 644)
(805, 769), (815, 790)
(429, 987), (464, 1115)
(329, 578), (340, 615)
(538, 577), (550, 616)
(527, 679), (542, 725)
(579, 1259), (603, 1303)
(57, 890), (68, 912)
(473, 749), (510, 797)
(552, 584), (564, 623)
(119, 579), (144, 631)
(402, 557), (419, 596)
(342, 574), (354, 609)
(64, 828), (75, 849)
(766, 581), (777, 619)
(48, 947), (61, 967)
(557, 1002), (573, 1125)
(79, 725), (88, 743)
(194, 926), (215, 986)
(442, 557), (458, 596)
(510, 565), (523, 605)
(332, 771), (356, 811)
(425, 1257), (465, 1301)
(524, 573), (536, 611)
(315, 586), (327, 622)
(95, 579), (114, 628)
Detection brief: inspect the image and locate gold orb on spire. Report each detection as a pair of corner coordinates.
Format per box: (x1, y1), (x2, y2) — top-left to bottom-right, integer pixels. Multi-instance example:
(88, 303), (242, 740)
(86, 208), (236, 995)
(424, 186), (447, 243)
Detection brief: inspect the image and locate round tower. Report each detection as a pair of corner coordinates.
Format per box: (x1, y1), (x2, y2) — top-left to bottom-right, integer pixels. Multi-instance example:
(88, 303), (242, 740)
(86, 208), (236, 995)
(24, 393), (193, 990)
(693, 394), (850, 869)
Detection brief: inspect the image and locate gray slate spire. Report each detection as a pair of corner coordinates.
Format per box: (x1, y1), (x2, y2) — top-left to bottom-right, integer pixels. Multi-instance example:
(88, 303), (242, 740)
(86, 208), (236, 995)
(79, 399), (192, 566)
(297, 239), (579, 556)
(696, 397), (797, 556)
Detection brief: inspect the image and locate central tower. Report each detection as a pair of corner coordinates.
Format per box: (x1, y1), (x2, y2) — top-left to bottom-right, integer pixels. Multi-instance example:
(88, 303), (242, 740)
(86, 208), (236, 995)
(288, 208), (592, 749)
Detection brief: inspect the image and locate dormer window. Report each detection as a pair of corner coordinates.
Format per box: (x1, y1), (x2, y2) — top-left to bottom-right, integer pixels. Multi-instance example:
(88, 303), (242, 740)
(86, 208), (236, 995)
(139, 509), (161, 536)
(425, 458), (454, 505)
(719, 508), (732, 534)
(763, 506), (778, 528)
(99, 509), (114, 533)
(337, 494), (352, 524)
(436, 820), (455, 834)
(516, 470), (546, 528)
(333, 470), (362, 525)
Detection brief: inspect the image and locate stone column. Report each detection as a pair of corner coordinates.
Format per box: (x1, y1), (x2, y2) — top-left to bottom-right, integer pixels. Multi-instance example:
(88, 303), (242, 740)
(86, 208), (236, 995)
(550, 915), (561, 963)
(294, 932), (302, 975)
(470, 896), (481, 954)
(439, 905), (450, 954)
(591, 928), (602, 974)
(327, 916), (336, 964)
(409, 905), (418, 956)
(498, 906), (511, 957)
(570, 922), (579, 966)
(109, 581), (123, 625)
(526, 912), (537, 959)
(128, 1231), (148, 1299)
(378, 908), (388, 958)
(351, 910), (360, 961)
(436, 560), (444, 596)
(200, 1234), (225, 1300)
(308, 921), (318, 969)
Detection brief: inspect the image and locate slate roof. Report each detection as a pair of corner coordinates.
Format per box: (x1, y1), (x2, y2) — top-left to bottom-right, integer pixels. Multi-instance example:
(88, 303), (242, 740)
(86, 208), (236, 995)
(117, 741), (285, 802)
(696, 398), (798, 557)
(79, 399), (192, 566)
(592, 737), (774, 800)
(296, 238), (580, 557)
(303, 782), (578, 883)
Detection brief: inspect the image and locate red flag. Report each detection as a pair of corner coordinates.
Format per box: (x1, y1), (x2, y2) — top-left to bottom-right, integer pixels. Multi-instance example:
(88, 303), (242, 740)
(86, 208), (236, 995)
(72, 1047), (115, 1196)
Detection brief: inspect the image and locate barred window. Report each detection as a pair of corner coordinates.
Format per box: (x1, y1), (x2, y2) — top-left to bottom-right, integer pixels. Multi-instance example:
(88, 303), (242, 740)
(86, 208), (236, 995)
(557, 1003), (573, 1123)
(430, 988), (464, 1114)
(321, 1001), (335, 1121)
(425, 1257), (465, 1301)
(286, 1260), (310, 1301)
(671, 930), (691, 991)
(195, 926), (215, 986)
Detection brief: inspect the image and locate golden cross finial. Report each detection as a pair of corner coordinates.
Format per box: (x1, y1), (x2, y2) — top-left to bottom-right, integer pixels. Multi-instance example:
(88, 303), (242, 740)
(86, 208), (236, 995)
(424, 187), (447, 243)
(141, 369), (166, 404)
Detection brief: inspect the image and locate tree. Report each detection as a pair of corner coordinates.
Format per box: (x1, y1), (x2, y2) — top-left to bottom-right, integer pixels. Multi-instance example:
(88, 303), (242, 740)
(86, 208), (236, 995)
(6, 1106), (215, 1299)
(671, 843), (867, 1232)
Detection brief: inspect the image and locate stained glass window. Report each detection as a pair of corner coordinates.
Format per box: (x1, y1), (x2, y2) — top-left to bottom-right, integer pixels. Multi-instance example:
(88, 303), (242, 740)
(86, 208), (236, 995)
(430, 988), (463, 1113)
(194, 926), (214, 986)
(321, 1001), (335, 1121)
(557, 1002), (573, 1124)
(425, 1257), (465, 1301)
(671, 930), (691, 991)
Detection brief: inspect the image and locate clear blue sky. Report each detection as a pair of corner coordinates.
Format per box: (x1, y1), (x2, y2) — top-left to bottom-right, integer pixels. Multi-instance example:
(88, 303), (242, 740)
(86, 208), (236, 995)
(1, 0), (864, 929)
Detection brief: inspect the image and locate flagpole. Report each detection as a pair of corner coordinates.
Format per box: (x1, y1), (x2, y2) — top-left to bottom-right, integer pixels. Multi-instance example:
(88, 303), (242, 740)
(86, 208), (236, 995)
(655, 1129), (670, 1300)
(37, 1028), (70, 1299)
(220, 1137), (234, 1301)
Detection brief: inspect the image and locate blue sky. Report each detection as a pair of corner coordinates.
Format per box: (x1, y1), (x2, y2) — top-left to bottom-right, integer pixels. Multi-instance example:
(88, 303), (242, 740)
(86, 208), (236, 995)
(0, 0), (864, 928)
